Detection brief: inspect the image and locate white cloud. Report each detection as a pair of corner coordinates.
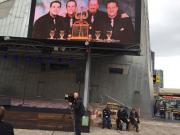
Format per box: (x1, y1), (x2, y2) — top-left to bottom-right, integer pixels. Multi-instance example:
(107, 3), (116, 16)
(148, 0), (180, 88)
(155, 56), (180, 88)
(148, 0), (180, 56)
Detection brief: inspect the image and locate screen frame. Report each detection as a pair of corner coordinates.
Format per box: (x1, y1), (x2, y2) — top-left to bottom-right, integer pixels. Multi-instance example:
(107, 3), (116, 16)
(27, 0), (141, 50)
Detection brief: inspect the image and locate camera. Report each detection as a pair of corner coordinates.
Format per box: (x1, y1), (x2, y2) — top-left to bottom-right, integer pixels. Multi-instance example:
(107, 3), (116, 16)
(65, 93), (75, 103)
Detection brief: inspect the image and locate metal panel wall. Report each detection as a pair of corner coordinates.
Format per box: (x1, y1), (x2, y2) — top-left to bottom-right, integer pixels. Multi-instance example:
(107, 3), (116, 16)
(0, 59), (84, 99)
(0, 0), (31, 37)
(90, 0), (154, 118)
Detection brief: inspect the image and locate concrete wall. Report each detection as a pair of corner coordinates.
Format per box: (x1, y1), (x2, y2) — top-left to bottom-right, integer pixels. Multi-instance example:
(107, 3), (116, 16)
(0, 0), (154, 117)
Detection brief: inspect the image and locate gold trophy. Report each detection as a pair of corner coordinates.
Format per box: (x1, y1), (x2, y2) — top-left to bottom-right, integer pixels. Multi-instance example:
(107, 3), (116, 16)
(70, 7), (89, 40)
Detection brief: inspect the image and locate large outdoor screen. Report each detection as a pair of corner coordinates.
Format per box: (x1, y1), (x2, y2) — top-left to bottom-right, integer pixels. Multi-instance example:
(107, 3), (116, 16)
(28, 0), (141, 45)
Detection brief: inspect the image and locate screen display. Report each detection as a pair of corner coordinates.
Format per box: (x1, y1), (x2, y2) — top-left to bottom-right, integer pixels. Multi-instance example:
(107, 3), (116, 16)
(28, 0), (141, 45)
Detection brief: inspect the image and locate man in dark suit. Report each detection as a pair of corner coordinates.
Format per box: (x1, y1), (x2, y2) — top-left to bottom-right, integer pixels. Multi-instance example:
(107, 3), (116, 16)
(116, 106), (129, 131)
(69, 91), (85, 135)
(129, 108), (140, 132)
(0, 106), (14, 135)
(32, 0), (65, 39)
(87, 0), (106, 39)
(102, 105), (112, 129)
(64, 0), (78, 38)
(104, 0), (135, 43)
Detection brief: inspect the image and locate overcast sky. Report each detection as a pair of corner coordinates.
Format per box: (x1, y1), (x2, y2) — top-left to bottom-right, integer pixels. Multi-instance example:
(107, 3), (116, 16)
(148, 0), (180, 88)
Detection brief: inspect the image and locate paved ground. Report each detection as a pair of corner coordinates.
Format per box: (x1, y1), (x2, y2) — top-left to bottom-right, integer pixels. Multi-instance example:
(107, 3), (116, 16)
(15, 119), (180, 135)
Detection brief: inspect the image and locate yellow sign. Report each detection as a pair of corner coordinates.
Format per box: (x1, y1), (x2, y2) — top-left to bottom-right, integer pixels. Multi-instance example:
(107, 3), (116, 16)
(156, 75), (160, 83)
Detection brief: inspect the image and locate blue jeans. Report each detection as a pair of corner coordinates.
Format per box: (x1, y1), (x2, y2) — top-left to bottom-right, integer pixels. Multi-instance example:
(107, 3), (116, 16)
(74, 115), (82, 135)
(103, 117), (111, 128)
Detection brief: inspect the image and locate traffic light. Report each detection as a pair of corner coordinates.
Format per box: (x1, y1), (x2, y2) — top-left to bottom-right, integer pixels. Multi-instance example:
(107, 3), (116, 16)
(153, 75), (156, 83)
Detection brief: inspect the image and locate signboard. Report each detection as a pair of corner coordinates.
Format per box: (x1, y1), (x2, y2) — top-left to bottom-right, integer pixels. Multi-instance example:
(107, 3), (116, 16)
(28, 0), (141, 47)
(156, 74), (160, 84)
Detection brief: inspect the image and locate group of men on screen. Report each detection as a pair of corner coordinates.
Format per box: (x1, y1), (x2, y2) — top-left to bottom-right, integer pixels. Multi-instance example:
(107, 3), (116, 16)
(32, 0), (135, 44)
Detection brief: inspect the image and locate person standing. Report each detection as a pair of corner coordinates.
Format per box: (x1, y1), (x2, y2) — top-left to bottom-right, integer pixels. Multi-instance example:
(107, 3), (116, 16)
(159, 101), (166, 118)
(87, 0), (106, 39)
(0, 106), (14, 135)
(32, 0), (65, 39)
(103, 0), (135, 43)
(64, 0), (78, 38)
(69, 91), (85, 135)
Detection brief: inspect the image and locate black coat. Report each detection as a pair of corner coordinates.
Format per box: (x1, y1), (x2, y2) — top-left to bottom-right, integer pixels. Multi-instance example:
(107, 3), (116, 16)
(129, 111), (139, 119)
(0, 121), (14, 135)
(32, 13), (65, 39)
(64, 15), (77, 38)
(103, 107), (111, 118)
(87, 10), (106, 39)
(117, 109), (128, 119)
(72, 98), (84, 117)
(103, 14), (135, 43)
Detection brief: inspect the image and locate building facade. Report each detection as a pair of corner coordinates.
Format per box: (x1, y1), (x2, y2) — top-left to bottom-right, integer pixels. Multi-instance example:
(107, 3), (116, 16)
(0, 0), (154, 118)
